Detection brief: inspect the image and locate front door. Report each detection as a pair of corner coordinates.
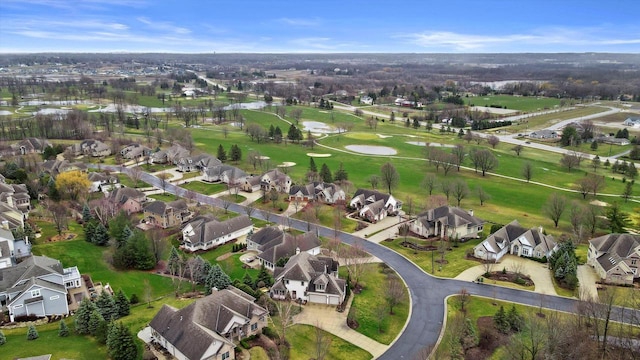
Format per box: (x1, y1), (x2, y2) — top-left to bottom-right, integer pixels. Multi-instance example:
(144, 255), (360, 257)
(292, 291), (297, 299)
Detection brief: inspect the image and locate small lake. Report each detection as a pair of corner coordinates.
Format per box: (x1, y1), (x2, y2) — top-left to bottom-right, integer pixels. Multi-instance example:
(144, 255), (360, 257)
(345, 145), (397, 155)
(302, 121), (338, 134)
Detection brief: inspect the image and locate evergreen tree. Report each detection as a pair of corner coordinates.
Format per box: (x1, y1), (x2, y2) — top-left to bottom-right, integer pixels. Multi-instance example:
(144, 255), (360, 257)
(493, 306), (510, 334)
(230, 144), (242, 163)
(108, 211), (130, 242)
(334, 162), (348, 181)
(75, 299), (98, 334)
(242, 272), (254, 289)
(320, 163), (333, 183)
(107, 322), (139, 360)
(0, 330), (6, 345)
(274, 126), (283, 142)
(205, 264), (231, 294)
(26, 324), (38, 340)
(217, 144), (227, 162)
(607, 202), (630, 233)
(82, 203), (92, 223)
(88, 310), (104, 335)
(167, 246), (182, 276)
(84, 220), (96, 243)
(309, 157), (317, 173)
(269, 124), (275, 138)
(626, 162), (638, 179)
(96, 291), (117, 320)
(93, 223), (110, 246)
(58, 319), (69, 337)
(255, 264), (273, 287)
(506, 305), (524, 332)
(95, 319), (110, 344)
(48, 178), (60, 201)
(591, 140), (599, 150)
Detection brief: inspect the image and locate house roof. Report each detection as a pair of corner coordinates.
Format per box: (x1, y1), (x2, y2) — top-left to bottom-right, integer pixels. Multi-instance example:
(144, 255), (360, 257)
(477, 220), (555, 256)
(257, 230), (321, 265)
(184, 215), (253, 247)
(149, 287), (266, 360)
(0, 255), (64, 292)
(590, 234), (640, 271)
(108, 187), (145, 204)
(273, 252), (345, 298)
(144, 199), (188, 216)
(351, 188), (391, 205)
(416, 206), (485, 234)
(289, 182), (342, 199)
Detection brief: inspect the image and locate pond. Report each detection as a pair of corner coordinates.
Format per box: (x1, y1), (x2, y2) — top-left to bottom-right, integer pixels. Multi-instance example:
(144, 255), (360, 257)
(406, 141), (455, 148)
(345, 145), (397, 155)
(302, 121), (338, 134)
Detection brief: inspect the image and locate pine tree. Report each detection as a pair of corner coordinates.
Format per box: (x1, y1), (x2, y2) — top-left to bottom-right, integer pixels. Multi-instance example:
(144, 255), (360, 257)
(82, 203), (92, 223)
(96, 290), (117, 320)
(274, 126), (283, 142)
(255, 264), (273, 287)
(88, 310), (105, 335)
(217, 144), (227, 162)
(242, 272), (254, 289)
(334, 162), (348, 181)
(230, 144), (242, 163)
(58, 319), (69, 337)
(320, 163), (333, 183)
(107, 322), (139, 360)
(507, 305), (524, 332)
(309, 157), (317, 173)
(84, 220), (96, 243)
(114, 289), (130, 318)
(75, 299), (98, 334)
(269, 124), (275, 138)
(27, 324), (39, 340)
(95, 319), (110, 345)
(205, 264), (231, 294)
(0, 330), (6, 345)
(493, 306), (510, 334)
(167, 246), (182, 276)
(93, 223), (109, 246)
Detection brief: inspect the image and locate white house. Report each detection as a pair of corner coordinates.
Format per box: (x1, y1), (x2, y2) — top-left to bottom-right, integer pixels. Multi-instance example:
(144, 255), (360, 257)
(623, 117), (640, 128)
(473, 220), (557, 262)
(587, 233), (640, 285)
(349, 188), (401, 223)
(247, 226), (321, 271)
(411, 206), (485, 240)
(182, 215), (253, 252)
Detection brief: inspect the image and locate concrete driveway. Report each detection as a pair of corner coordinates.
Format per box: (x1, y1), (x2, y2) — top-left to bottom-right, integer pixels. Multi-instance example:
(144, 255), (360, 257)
(577, 265), (600, 301)
(455, 255), (558, 296)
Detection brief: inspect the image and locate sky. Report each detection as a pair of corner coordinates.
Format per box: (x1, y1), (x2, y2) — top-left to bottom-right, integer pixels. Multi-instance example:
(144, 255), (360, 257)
(1, 0), (639, 53)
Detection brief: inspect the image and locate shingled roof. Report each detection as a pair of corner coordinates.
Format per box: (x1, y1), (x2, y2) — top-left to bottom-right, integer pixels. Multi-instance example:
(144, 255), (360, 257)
(273, 252), (345, 299)
(416, 206), (484, 230)
(183, 215), (253, 247)
(590, 234), (640, 272)
(256, 230), (321, 265)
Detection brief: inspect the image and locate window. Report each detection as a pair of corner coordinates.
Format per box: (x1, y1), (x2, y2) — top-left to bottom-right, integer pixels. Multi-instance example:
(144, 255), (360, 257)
(251, 323), (258, 331)
(522, 248), (529, 256)
(222, 351), (230, 360)
(301, 281), (305, 286)
(317, 284), (325, 292)
(632, 259), (637, 265)
(31, 289), (41, 297)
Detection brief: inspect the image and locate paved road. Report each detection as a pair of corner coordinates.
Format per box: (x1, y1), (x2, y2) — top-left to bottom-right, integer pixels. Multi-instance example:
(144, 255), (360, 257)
(100, 165), (639, 359)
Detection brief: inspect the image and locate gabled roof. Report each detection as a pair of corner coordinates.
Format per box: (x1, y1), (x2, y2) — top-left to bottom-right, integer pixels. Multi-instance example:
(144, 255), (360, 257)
(590, 234), (640, 268)
(416, 206), (484, 231)
(273, 252), (345, 297)
(184, 215), (253, 247)
(0, 255), (64, 292)
(352, 188), (391, 204)
(252, 228), (320, 265)
(144, 199), (187, 216)
(479, 220), (555, 255)
(108, 187), (145, 204)
(149, 287), (266, 360)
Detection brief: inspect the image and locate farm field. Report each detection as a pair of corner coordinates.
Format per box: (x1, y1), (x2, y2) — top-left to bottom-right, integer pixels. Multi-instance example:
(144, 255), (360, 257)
(465, 94), (562, 112)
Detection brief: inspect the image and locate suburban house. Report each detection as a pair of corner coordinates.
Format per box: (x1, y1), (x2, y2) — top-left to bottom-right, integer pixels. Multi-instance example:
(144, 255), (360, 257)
(69, 139), (112, 157)
(623, 116), (640, 128)
(181, 215), (253, 252)
(176, 154), (221, 173)
(0, 225), (31, 266)
(202, 165), (247, 185)
(88, 172), (119, 193)
(473, 220), (557, 261)
(260, 169), (292, 193)
(41, 159), (88, 177)
(239, 176), (261, 193)
(247, 226), (321, 271)
(107, 187), (147, 214)
(0, 255), (83, 322)
(587, 233), (640, 285)
(0, 182), (31, 213)
(0, 203), (25, 230)
(11, 138), (51, 155)
(150, 144), (190, 164)
(349, 188), (401, 223)
(143, 200), (193, 229)
(528, 130), (559, 139)
(271, 252), (346, 305)
(597, 135), (631, 146)
(359, 95), (373, 105)
(149, 286), (268, 360)
(410, 206), (485, 240)
(288, 182), (346, 204)
(120, 143), (152, 161)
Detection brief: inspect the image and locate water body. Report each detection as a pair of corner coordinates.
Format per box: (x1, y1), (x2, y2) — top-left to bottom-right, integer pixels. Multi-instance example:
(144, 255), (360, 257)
(345, 145), (397, 155)
(302, 121), (338, 134)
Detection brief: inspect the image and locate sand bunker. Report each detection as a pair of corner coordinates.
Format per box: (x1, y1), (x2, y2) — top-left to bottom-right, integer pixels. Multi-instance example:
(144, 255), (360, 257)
(590, 200), (608, 207)
(277, 162), (296, 168)
(258, 156), (271, 160)
(406, 142), (455, 148)
(307, 153), (332, 157)
(376, 134), (392, 138)
(345, 145), (397, 155)
(0, 110), (12, 116)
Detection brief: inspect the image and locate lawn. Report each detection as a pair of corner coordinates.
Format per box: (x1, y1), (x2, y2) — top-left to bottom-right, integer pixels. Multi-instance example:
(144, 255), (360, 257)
(219, 193), (247, 203)
(148, 193), (179, 202)
(180, 180), (227, 195)
(465, 94), (562, 112)
(286, 324), (373, 360)
(346, 263), (409, 344)
(293, 203), (358, 234)
(382, 237), (483, 278)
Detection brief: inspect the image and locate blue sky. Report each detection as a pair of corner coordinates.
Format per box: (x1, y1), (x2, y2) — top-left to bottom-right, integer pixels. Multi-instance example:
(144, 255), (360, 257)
(1, 0), (639, 53)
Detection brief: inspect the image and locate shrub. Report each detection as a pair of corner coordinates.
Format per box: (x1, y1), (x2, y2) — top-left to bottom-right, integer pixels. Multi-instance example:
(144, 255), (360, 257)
(0, 330), (6, 345)
(129, 294), (139, 304)
(240, 339), (250, 349)
(27, 324), (39, 340)
(262, 326), (278, 340)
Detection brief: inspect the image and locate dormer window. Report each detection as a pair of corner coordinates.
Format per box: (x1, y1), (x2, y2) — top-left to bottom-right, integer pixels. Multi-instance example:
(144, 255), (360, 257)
(316, 284), (325, 292)
(31, 289), (41, 297)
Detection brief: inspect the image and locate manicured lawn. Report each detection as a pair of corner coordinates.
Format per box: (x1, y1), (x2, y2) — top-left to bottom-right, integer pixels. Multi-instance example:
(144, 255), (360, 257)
(551, 276), (576, 298)
(248, 346), (270, 360)
(382, 237), (483, 278)
(293, 203), (358, 234)
(507, 106), (607, 133)
(180, 180), (227, 195)
(1, 326), (109, 360)
(286, 324), (373, 360)
(346, 263), (409, 344)
(465, 94), (561, 112)
(219, 193), (247, 203)
(148, 193), (179, 202)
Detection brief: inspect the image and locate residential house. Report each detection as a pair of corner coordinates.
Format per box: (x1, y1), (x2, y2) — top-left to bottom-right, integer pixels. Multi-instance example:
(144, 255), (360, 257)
(288, 182), (346, 204)
(271, 252), (346, 305)
(150, 144), (190, 164)
(349, 188), (401, 223)
(41, 159), (87, 177)
(87, 172), (119, 193)
(107, 187), (147, 214)
(528, 130), (559, 139)
(177, 154), (221, 173)
(587, 233), (640, 285)
(239, 176), (261, 193)
(149, 286), (268, 360)
(260, 169), (292, 193)
(247, 226), (321, 271)
(597, 135), (631, 146)
(623, 117), (640, 128)
(0, 255), (82, 322)
(202, 165), (246, 185)
(120, 143), (152, 161)
(143, 200), (193, 229)
(69, 139), (111, 157)
(181, 215), (253, 252)
(411, 206), (485, 240)
(0, 224), (31, 265)
(0, 203), (25, 230)
(359, 95), (373, 105)
(195, 154), (223, 173)
(12, 138), (51, 155)
(0, 182), (31, 213)
(473, 220), (557, 261)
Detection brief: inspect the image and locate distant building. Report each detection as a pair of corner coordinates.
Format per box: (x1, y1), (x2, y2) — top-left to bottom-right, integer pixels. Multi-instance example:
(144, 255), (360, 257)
(623, 117), (640, 128)
(247, 226), (321, 271)
(288, 182), (346, 204)
(359, 95), (373, 105)
(528, 130), (559, 139)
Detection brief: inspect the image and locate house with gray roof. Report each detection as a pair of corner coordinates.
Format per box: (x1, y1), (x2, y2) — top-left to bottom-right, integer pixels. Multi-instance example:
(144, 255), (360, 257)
(68, 139), (111, 157)
(528, 129), (559, 139)
(349, 188), (401, 223)
(0, 182), (31, 213)
(149, 286), (267, 360)
(107, 187), (147, 214)
(473, 220), (557, 261)
(247, 226), (321, 271)
(150, 144), (190, 165)
(120, 143), (152, 161)
(0, 255), (82, 322)
(410, 206), (485, 240)
(260, 169), (291, 193)
(12, 138), (51, 155)
(271, 252), (346, 305)
(0, 202), (25, 230)
(181, 215), (253, 252)
(587, 233), (640, 285)
(0, 224), (31, 266)
(176, 154), (220, 173)
(88, 172), (119, 193)
(202, 165), (247, 185)
(143, 199), (193, 229)
(288, 182), (346, 204)
(623, 116), (640, 128)
(40, 159), (87, 177)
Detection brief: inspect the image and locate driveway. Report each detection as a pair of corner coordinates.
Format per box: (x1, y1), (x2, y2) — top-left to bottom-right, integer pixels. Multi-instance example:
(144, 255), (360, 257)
(577, 265), (600, 301)
(455, 255), (557, 296)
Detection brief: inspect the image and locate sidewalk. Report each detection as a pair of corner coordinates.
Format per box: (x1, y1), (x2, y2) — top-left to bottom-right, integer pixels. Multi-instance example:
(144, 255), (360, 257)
(293, 296), (388, 358)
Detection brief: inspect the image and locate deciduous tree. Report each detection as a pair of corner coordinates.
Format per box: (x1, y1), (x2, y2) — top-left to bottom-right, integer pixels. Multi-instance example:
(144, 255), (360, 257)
(380, 162), (400, 194)
(544, 193), (566, 227)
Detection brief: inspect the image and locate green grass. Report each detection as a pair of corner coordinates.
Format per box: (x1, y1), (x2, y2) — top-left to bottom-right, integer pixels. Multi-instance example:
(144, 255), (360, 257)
(219, 193), (247, 203)
(551, 276), (576, 298)
(148, 193), (179, 202)
(286, 324), (373, 360)
(508, 106), (607, 133)
(465, 95), (561, 112)
(293, 204), (358, 234)
(180, 180), (227, 195)
(382, 237), (482, 278)
(346, 263), (409, 344)
(248, 346), (270, 360)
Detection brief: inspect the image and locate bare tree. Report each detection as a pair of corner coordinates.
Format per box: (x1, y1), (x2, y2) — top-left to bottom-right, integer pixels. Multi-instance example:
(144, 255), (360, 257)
(441, 181), (452, 202)
(129, 166), (143, 188)
(49, 201), (69, 236)
(487, 135), (500, 149)
(186, 257), (202, 291)
(458, 288), (470, 312)
(368, 174), (380, 190)
(569, 202), (585, 241)
(522, 161), (533, 183)
(477, 186), (490, 206)
(380, 162), (400, 194)
(422, 173), (438, 195)
(544, 193), (566, 227)
(560, 152), (582, 172)
(149, 228), (168, 263)
(469, 148), (498, 176)
(340, 239), (371, 288)
(452, 179), (469, 207)
(577, 176), (591, 199)
(451, 145), (465, 171)
(276, 299), (295, 342)
(385, 274), (405, 315)
(314, 321), (332, 360)
(583, 205), (600, 236)
(512, 144), (524, 156)
(245, 204), (256, 218)
(157, 172), (171, 194)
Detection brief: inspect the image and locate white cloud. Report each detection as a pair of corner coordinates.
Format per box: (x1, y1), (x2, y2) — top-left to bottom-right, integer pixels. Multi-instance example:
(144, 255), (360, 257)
(277, 17), (321, 27)
(137, 17), (191, 35)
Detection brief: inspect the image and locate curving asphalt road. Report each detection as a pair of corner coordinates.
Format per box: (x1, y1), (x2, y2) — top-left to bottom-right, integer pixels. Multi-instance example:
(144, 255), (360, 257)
(101, 165), (639, 359)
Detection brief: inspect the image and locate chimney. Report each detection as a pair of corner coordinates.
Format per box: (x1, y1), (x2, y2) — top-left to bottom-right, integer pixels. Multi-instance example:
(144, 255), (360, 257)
(538, 226), (544, 234)
(468, 209), (474, 217)
(295, 247), (300, 255)
(212, 287), (218, 293)
(1, 220), (8, 230)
